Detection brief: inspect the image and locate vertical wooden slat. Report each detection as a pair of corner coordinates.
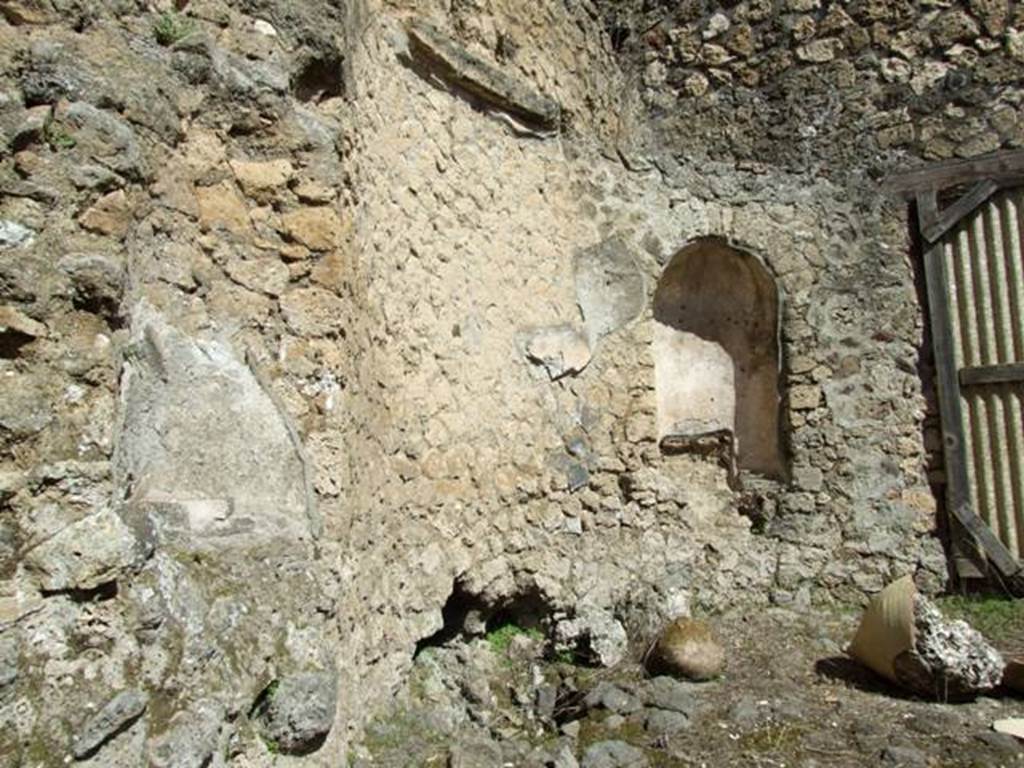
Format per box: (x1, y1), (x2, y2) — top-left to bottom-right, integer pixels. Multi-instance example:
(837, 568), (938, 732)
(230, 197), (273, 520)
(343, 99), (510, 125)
(1006, 189), (1024, 556)
(952, 227), (988, 531)
(968, 217), (1004, 541)
(979, 201), (1018, 554)
(926, 239), (977, 534)
(940, 230), (984, 575)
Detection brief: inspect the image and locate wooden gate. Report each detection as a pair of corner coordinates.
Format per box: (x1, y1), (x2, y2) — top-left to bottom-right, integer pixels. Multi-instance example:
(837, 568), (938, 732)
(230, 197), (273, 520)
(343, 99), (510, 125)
(887, 151), (1024, 593)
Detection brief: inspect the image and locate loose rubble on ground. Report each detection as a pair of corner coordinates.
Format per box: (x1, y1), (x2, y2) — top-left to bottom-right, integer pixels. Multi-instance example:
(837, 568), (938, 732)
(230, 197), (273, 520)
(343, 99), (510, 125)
(353, 595), (1023, 767)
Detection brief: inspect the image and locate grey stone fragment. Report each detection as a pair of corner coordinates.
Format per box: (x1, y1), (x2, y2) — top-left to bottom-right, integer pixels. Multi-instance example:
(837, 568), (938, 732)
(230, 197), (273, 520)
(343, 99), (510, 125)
(19, 41), (108, 106)
(641, 677), (698, 716)
(0, 221), (34, 249)
(0, 516), (17, 571)
(880, 744), (928, 768)
(25, 507), (139, 592)
(148, 699), (222, 768)
(256, 672), (337, 755)
(603, 714), (625, 729)
(535, 684), (557, 722)
(643, 708), (690, 735)
(62, 102), (147, 181)
(447, 738), (503, 768)
(0, 635), (18, 697)
(69, 163), (121, 192)
(59, 254), (125, 320)
(549, 744), (580, 768)
(583, 683), (641, 715)
(560, 720), (581, 739)
(0, 373), (52, 441)
(574, 237), (645, 345)
(405, 21), (560, 131)
(554, 610), (628, 668)
(580, 740), (649, 768)
(72, 689), (148, 759)
(211, 46), (290, 98)
(727, 695), (761, 726)
(975, 731), (1022, 756)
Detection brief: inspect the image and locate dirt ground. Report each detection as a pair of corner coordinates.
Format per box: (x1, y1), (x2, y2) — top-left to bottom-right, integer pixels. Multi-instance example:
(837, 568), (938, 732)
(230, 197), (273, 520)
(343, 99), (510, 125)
(353, 603), (1024, 768)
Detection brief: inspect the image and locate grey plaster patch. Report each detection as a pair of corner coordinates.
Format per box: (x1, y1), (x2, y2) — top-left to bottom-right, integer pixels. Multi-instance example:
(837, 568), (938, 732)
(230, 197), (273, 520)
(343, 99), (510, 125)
(115, 305), (318, 543)
(524, 325), (591, 379)
(574, 236), (645, 346)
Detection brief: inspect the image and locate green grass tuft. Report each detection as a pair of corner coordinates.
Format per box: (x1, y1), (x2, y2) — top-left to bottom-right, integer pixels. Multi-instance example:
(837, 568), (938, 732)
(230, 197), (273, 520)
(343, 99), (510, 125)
(935, 594), (1024, 652)
(485, 623), (543, 654)
(153, 11), (196, 46)
(42, 117), (75, 150)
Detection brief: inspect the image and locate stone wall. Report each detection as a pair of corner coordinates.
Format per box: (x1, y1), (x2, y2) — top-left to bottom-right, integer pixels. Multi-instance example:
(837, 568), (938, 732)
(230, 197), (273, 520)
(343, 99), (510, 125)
(599, 0), (1024, 174)
(0, 0), (1007, 764)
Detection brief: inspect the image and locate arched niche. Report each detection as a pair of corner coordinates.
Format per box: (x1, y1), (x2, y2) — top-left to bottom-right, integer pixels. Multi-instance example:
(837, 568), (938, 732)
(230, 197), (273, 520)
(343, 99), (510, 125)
(653, 238), (785, 478)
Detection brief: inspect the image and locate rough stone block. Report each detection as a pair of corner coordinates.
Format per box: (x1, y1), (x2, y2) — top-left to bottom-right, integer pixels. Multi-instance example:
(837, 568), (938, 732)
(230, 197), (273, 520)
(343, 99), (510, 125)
(25, 507), (139, 592)
(581, 740), (649, 768)
(405, 20), (560, 132)
(255, 672), (337, 755)
(196, 181), (251, 234)
(280, 207), (343, 251)
(230, 158), (294, 200)
(72, 689), (148, 759)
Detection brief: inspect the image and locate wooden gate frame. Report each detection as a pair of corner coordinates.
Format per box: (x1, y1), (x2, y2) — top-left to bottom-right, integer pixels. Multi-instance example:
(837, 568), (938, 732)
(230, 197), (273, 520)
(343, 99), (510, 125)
(885, 149), (1024, 593)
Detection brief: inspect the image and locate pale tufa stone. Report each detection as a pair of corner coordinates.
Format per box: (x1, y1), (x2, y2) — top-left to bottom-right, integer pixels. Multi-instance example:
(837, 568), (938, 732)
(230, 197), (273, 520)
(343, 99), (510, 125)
(195, 181), (251, 235)
(702, 13), (730, 41)
(181, 129), (227, 177)
(1006, 28), (1024, 63)
(79, 189), (132, 238)
(224, 256), (290, 297)
(253, 19), (278, 37)
(684, 73), (710, 97)
(279, 207), (344, 251)
(795, 38), (842, 63)
(293, 178), (336, 204)
(0, 306), (46, 339)
(525, 325), (592, 380)
(789, 384), (822, 410)
(229, 158), (294, 201)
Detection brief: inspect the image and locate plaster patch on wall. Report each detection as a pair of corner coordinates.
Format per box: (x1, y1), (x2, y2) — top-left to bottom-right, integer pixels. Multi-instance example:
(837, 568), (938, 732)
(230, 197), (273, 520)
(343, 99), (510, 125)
(575, 236), (646, 346)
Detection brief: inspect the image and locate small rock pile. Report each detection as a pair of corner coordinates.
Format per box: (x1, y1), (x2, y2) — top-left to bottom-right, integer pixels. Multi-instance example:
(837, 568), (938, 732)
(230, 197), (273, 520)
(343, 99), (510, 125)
(892, 595), (1006, 700)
